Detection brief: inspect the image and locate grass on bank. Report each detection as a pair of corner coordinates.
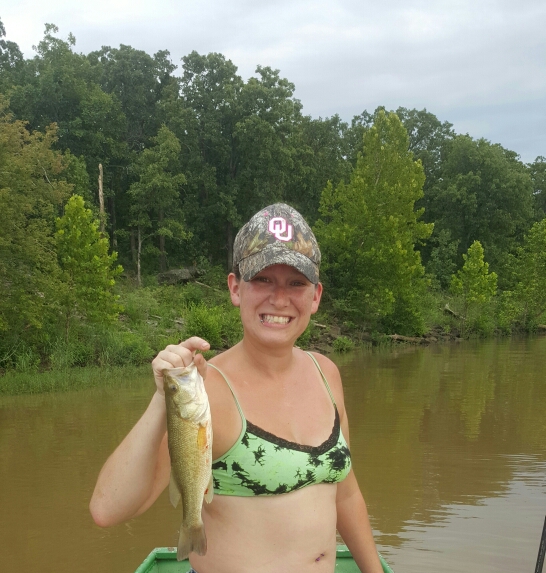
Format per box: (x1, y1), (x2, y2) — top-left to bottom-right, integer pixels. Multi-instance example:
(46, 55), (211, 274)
(0, 364), (151, 395)
(3, 266), (545, 396)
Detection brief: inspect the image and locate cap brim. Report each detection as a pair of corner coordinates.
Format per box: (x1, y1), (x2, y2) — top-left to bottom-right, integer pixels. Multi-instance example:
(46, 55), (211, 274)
(239, 245), (319, 284)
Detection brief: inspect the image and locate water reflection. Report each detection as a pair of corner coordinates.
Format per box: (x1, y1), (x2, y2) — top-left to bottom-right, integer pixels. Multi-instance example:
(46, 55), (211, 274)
(1, 337), (545, 572)
(342, 337), (546, 571)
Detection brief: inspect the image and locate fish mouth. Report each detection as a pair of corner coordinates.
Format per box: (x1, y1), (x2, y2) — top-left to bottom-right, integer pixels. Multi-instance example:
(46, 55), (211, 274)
(260, 314), (293, 325)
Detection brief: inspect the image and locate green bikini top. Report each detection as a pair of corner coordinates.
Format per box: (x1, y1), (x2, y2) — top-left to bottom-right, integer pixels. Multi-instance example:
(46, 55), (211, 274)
(208, 352), (351, 496)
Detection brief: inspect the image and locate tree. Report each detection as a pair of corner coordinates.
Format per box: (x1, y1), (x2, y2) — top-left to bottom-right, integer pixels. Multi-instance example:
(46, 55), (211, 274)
(128, 126), (187, 283)
(425, 228), (459, 290)
(56, 195), (122, 339)
(7, 24), (127, 251)
(450, 241), (497, 335)
(345, 106), (454, 189)
(0, 18), (24, 90)
(89, 44), (177, 152)
(395, 107), (454, 192)
(426, 135), (534, 273)
(284, 114), (351, 224)
(161, 53), (310, 269)
(8, 24), (126, 179)
(528, 156), (546, 220)
(0, 99), (71, 361)
(315, 110), (433, 334)
(508, 219), (546, 330)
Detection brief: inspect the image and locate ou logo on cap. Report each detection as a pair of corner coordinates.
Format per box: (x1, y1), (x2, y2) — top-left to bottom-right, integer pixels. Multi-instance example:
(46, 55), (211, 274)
(268, 217), (293, 242)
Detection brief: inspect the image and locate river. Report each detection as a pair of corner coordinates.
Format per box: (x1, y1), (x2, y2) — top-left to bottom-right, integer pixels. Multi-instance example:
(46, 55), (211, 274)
(1, 336), (545, 572)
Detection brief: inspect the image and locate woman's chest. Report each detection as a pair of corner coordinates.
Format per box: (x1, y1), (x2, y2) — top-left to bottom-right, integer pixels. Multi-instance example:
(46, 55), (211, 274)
(212, 383), (335, 458)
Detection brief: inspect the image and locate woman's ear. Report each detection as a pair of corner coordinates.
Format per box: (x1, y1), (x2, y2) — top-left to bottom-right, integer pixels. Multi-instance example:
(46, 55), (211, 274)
(227, 273), (241, 307)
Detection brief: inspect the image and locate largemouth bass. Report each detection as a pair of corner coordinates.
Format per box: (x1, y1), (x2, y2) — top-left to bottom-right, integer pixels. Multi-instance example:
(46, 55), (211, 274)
(163, 363), (213, 561)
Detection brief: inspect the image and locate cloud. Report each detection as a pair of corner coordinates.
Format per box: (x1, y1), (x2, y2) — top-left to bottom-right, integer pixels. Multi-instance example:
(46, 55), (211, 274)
(2, 0), (545, 161)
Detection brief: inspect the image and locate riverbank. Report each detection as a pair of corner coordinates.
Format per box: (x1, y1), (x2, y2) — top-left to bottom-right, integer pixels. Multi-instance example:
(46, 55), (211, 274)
(3, 269), (543, 396)
(0, 364), (151, 396)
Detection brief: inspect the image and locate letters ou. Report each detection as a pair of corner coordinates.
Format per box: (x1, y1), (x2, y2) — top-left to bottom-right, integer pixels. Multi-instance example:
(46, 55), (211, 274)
(268, 217), (293, 242)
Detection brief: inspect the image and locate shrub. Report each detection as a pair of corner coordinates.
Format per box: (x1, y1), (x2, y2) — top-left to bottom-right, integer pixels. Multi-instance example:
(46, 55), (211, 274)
(183, 304), (223, 348)
(121, 288), (160, 323)
(96, 330), (154, 366)
(296, 323), (313, 349)
(181, 283), (205, 307)
(333, 336), (355, 353)
(48, 338), (94, 369)
(14, 346), (41, 373)
(220, 306), (243, 347)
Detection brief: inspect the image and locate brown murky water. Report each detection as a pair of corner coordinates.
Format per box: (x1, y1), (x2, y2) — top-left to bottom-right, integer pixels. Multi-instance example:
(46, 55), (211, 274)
(1, 337), (545, 572)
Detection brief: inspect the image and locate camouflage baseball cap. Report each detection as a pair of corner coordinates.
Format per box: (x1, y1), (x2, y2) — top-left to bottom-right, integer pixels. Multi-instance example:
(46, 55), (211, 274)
(233, 203), (321, 284)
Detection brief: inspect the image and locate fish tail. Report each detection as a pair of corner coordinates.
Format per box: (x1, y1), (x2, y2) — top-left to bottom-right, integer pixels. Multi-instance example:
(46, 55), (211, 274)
(177, 523), (207, 561)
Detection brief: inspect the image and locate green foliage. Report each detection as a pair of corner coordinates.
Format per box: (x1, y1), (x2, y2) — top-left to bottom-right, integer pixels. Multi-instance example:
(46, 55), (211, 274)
(1, 22), (545, 351)
(449, 241), (497, 336)
(199, 264), (229, 290)
(220, 306), (245, 348)
(392, 107), (455, 198)
(55, 194), (123, 336)
(333, 336), (355, 353)
(496, 291), (520, 334)
(425, 135), (534, 272)
(450, 241), (497, 304)
(96, 329), (154, 366)
(14, 345), (41, 373)
(426, 229), (459, 290)
(507, 218), (546, 330)
(528, 156), (546, 220)
(0, 18), (24, 90)
(315, 110), (433, 335)
(9, 25), (126, 180)
(295, 322), (314, 349)
(0, 364), (151, 395)
(61, 151), (92, 202)
(48, 337), (92, 370)
(119, 287), (160, 323)
(0, 99), (71, 350)
(183, 303), (242, 349)
(128, 125), (188, 279)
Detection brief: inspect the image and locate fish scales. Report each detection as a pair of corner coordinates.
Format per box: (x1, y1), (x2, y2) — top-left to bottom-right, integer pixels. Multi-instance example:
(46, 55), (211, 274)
(163, 363), (213, 561)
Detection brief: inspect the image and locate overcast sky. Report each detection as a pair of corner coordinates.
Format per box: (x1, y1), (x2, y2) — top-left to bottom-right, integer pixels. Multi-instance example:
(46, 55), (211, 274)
(3, 0), (545, 163)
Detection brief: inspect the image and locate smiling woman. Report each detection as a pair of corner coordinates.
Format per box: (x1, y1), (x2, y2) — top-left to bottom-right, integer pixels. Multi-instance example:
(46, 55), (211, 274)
(90, 203), (384, 573)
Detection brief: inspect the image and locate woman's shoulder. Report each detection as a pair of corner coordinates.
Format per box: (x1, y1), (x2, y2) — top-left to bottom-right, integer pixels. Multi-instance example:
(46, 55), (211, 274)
(304, 350), (340, 375)
(304, 350), (344, 396)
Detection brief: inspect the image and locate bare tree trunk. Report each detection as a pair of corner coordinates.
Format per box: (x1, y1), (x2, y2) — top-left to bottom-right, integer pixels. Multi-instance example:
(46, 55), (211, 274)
(159, 207), (166, 272)
(98, 164), (105, 234)
(137, 225), (142, 287)
(130, 229), (137, 265)
(110, 195), (117, 249)
(227, 221), (233, 271)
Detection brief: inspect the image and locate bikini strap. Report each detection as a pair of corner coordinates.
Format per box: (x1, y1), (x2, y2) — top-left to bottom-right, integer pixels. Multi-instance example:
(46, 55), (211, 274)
(207, 363), (245, 421)
(305, 351), (337, 407)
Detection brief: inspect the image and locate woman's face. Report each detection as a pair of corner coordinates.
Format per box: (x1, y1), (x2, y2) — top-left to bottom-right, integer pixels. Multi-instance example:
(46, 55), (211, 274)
(228, 264), (322, 347)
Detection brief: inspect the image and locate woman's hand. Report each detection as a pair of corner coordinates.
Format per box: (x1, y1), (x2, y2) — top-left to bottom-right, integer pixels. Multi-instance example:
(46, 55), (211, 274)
(151, 337), (210, 395)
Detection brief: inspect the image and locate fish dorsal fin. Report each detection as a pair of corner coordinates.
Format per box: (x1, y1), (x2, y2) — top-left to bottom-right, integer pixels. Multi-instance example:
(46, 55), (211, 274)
(169, 472), (181, 509)
(204, 472), (214, 504)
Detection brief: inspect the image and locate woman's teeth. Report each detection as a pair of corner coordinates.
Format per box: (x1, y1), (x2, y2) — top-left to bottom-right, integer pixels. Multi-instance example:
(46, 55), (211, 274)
(261, 315), (291, 324)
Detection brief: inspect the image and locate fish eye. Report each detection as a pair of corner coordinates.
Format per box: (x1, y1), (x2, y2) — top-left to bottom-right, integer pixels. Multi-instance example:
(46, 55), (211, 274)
(169, 383), (178, 392)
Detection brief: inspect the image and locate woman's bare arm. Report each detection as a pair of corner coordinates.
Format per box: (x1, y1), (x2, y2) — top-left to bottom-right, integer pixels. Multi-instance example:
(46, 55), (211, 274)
(311, 353), (383, 573)
(336, 471), (383, 573)
(89, 391), (171, 526)
(89, 337), (209, 527)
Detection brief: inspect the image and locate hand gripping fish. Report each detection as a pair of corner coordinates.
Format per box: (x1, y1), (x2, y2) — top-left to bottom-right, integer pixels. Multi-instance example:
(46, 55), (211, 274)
(163, 363), (213, 561)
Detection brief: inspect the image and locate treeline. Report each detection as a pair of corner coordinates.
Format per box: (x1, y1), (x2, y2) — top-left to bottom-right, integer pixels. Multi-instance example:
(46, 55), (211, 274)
(1, 22), (546, 374)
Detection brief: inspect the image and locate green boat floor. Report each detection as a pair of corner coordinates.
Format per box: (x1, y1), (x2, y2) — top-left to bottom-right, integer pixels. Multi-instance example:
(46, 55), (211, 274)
(134, 546), (394, 573)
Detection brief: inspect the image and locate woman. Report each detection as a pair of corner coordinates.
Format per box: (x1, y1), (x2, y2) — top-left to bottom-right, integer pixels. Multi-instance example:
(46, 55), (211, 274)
(90, 203), (383, 573)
